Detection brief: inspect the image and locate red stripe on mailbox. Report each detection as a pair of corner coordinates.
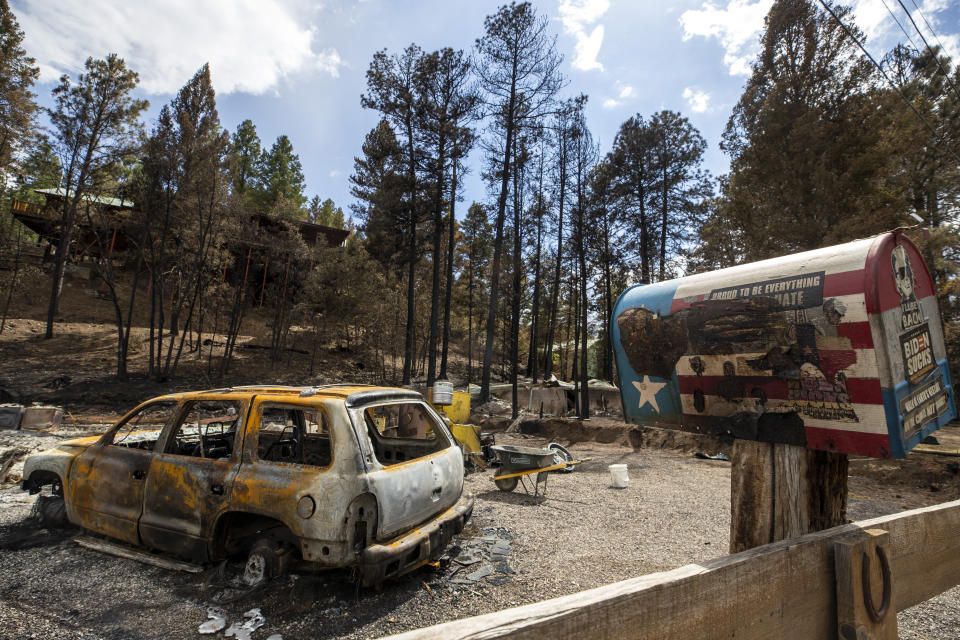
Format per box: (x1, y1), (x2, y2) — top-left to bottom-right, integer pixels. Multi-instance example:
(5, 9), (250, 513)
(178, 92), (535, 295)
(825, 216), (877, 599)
(823, 269), (864, 298)
(836, 321), (874, 349)
(677, 415), (891, 458)
(804, 427), (891, 458)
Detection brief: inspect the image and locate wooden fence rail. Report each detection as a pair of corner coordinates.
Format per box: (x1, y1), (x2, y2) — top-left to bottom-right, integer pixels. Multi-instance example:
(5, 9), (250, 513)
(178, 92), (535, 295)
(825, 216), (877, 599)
(383, 499), (960, 640)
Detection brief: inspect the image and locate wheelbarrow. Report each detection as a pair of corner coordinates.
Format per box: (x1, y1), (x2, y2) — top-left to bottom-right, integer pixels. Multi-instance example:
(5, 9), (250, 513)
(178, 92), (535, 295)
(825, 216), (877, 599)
(490, 443), (584, 497)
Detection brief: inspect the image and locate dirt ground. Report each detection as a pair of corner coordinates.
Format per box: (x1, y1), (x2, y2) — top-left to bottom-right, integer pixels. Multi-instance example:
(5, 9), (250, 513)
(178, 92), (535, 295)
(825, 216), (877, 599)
(0, 267), (396, 413)
(1, 424), (959, 639)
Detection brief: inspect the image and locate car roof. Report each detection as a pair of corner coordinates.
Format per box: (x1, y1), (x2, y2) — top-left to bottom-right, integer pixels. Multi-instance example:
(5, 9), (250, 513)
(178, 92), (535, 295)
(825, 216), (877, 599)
(151, 384), (420, 403)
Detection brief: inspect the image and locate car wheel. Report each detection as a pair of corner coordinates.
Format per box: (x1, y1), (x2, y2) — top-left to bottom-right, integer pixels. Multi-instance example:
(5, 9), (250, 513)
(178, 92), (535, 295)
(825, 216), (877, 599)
(494, 476), (518, 492)
(35, 494), (67, 528)
(33, 482), (67, 529)
(242, 539), (288, 586)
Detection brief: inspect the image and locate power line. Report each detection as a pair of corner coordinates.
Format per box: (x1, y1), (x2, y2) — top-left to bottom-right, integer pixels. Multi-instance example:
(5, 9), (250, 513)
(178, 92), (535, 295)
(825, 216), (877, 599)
(908, 0), (958, 72)
(815, 0), (960, 165)
(878, 0), (920, 53)
(897, 0), (960, 104)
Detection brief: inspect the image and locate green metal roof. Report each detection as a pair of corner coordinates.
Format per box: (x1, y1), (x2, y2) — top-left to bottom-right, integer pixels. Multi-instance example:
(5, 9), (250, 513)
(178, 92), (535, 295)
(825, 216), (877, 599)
(35, 187), (135, 209)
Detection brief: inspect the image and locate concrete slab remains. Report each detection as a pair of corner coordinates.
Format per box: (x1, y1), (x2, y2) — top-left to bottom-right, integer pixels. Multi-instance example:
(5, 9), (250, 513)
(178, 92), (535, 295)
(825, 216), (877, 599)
(474, 381), (621, 417)
(588, 383), (622, 416)
(488, 385), (569, 416)
(20, 407), (63, 431)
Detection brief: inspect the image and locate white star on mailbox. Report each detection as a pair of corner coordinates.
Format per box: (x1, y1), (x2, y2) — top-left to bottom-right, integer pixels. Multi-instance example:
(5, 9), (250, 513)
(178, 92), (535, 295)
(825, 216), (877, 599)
(633, 376), (667, 413)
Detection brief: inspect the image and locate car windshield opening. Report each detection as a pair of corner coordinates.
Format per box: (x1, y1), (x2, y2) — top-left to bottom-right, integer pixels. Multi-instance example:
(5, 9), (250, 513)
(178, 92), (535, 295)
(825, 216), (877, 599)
(109, 400), (178, 450)
(360, 402), (448, 466)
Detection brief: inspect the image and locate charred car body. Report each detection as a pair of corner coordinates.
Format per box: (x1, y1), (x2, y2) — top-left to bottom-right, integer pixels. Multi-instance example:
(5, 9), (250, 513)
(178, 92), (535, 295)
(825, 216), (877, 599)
(21, 385), (473, 585)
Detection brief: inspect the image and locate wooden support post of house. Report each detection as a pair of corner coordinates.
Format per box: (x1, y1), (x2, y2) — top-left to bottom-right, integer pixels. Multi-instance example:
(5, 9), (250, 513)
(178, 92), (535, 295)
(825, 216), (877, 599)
(259, 257), (270, 308)
(730, 440), (848, 553)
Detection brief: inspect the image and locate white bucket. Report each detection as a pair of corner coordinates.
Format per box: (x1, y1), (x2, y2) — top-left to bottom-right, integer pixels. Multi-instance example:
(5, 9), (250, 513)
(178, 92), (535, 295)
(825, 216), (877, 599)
(609, 463), (629, 488)
(432, 381), (454, 406)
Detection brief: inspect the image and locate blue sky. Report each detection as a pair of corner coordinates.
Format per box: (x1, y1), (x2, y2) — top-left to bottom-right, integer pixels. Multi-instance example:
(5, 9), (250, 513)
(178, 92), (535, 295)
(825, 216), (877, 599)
(12, 0), (960, 219)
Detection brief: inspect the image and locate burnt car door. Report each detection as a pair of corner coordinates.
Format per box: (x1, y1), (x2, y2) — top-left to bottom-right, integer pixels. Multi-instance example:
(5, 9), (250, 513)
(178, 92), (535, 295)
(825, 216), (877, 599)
(354, 401), (463, 539)
(228, 398), (338, 543)
(67, 399), (179, 545)
(138, 396), (248, 561)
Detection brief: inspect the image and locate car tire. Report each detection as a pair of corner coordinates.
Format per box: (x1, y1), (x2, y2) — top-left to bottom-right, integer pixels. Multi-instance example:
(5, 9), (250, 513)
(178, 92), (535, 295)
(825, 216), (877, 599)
(242, 538), (288, 586)
(494, 476), (518, 492)
(35, 494), (67, 528)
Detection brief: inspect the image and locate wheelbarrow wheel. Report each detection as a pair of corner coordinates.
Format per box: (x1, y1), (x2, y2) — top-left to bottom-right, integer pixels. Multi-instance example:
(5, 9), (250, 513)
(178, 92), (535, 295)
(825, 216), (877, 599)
(495, 476), (518, 492)
(548, 442), (575, 472)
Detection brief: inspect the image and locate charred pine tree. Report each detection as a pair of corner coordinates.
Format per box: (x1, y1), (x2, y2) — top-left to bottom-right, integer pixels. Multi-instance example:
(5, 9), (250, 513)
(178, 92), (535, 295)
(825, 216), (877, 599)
(476, 1), (562, 403)
(362, 45), (425, 386)
(461, 203), (491, 385)
(417, 47), (478, 386)
(543, 97), (582, 380)
(509, 129), (531, 418)
(570, 109), (596, 418)
(439, 127), (478, 379)
(165, 65), (231, 378)
(608, 115), (657, 284)
(526, 137), (548, 382)
(587, 160), (618, 383)
(45, 54), (147, 339)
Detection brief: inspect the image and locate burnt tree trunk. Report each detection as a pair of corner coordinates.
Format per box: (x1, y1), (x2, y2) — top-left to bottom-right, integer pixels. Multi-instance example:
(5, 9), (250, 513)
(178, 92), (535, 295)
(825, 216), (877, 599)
(426, 135), (447, 387)
(479, 107), (514, 403)
(439, 154), (458, 380)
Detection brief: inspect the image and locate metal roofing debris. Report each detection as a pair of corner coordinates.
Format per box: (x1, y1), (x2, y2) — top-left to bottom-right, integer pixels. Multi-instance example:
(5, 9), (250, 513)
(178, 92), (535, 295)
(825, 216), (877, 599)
(35, 187), (135, 209)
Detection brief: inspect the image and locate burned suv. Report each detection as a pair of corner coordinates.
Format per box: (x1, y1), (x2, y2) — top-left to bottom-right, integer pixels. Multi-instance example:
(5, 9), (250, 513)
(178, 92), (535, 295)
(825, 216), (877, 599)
(21, 385), (473, 585)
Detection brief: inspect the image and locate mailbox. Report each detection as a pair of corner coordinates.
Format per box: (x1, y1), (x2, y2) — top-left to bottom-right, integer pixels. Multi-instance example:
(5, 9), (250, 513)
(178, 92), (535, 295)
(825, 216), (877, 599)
(612, 231), (956, 459)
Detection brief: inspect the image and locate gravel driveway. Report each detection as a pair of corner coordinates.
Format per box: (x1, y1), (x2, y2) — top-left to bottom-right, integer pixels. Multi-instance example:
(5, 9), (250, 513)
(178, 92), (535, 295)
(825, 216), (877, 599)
(0, 431), (957, 639)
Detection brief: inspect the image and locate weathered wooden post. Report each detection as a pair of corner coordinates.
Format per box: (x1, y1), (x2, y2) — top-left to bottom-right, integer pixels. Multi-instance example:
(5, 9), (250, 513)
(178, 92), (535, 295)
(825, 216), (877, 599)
(611, 230), (957, 557)
(730, 441), (847, 552)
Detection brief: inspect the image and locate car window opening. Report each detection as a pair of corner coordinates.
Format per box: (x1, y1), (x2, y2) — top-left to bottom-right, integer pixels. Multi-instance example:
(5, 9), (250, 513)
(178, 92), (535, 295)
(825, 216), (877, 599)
(168, 400), (243, 460)
(362, 402), (447, 466)
(257, 405), (333, 468)
(108, 400), (178, 450)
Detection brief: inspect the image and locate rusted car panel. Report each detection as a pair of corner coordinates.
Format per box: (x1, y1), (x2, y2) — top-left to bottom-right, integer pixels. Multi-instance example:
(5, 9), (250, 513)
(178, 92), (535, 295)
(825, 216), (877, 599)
(361, 446), (464, 540)
(21, 385), (473, 584)
(358, 493), (473, 585)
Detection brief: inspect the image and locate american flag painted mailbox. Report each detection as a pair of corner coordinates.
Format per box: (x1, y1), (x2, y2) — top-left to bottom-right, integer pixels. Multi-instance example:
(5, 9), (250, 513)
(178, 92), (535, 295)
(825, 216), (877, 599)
(612, 232), (956, 459)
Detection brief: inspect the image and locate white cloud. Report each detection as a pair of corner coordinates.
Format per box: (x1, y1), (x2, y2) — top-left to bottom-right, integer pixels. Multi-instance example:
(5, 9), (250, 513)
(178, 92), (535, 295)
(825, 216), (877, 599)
(681, 0), (960, 78)
(328, 169), (342, 178)
(15, 0), (344, 95)
(558, 0), (611, 72)
(850, 0), (890, 43)
(909, 0), (960, 63)
(683, 87), (711, 113)
(316, 49), (343, 78)
(603, 83), (633, 109)
(679, 0), (772, 76)
(850, 0), (960, 68)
